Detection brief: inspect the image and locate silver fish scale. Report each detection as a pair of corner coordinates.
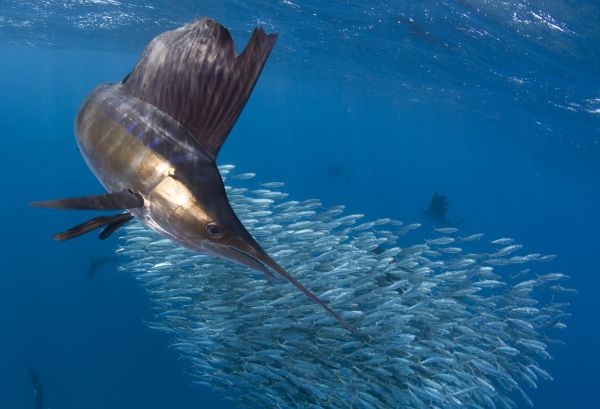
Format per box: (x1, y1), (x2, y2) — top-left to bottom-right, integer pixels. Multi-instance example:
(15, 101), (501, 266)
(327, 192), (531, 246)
(117, 166), (573, 409)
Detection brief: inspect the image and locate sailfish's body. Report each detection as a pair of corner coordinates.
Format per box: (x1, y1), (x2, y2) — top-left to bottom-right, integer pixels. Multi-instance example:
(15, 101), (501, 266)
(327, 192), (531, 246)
(75, 84), (221, 249)
(32, 18), (355, 332)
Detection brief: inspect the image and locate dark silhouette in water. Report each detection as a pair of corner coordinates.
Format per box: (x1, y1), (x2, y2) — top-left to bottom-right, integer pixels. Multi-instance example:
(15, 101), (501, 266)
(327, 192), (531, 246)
(422, 191), (451, 226)
(325, 164), (345, 177)
(396, 15), (449, 48)
(324, 164), (353, 187)
(87, 255), (115, 282)
(28, 367), (43, 409)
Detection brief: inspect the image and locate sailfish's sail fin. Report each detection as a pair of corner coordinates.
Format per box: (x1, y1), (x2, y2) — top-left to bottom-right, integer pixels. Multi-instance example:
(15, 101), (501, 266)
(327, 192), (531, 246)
(122, 18), (277, 159)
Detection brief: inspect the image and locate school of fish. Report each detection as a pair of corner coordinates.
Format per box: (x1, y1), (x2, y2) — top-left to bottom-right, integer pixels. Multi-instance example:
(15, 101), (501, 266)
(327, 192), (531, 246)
(116, 165), (573, 409)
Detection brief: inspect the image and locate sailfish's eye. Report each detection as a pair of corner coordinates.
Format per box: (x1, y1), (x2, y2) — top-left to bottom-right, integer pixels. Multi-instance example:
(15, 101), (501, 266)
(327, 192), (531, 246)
(206, 222), (224, 238)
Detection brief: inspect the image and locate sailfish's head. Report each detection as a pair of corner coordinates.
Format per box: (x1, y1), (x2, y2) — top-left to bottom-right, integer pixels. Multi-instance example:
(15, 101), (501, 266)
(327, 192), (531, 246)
(147, 162), (278, 280)
(120, 18), (356, 333)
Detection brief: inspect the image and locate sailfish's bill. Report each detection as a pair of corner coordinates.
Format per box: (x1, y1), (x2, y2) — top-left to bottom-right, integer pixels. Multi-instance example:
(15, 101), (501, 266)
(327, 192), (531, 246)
(31, 18), (356, 333)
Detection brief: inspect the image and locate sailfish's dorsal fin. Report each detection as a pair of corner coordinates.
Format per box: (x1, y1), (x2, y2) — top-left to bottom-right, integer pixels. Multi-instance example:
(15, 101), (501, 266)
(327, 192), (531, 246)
(122, 18), (277, 159)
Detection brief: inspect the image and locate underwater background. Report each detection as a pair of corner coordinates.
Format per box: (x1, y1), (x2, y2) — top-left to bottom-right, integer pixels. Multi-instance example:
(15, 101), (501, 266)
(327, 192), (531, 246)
(0, 1), (598, 408)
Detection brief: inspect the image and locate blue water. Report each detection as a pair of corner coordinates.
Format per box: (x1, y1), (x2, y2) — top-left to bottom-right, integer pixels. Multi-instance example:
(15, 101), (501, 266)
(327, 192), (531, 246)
(1, 1), (598, 408)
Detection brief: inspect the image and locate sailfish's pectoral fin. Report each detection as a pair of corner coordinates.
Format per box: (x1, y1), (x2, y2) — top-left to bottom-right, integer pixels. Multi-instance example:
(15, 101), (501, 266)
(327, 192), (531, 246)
(54, 212), (133, 241)
(29, 189), (143, 210)
(122, 18), (277, 159)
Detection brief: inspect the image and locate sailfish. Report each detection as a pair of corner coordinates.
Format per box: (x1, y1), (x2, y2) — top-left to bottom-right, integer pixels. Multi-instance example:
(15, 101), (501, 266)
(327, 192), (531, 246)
(31, 18), (355, 333)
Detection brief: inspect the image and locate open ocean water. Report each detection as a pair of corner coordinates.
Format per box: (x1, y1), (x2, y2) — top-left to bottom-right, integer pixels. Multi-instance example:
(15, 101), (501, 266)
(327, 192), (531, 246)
(0, 1), (598, 408)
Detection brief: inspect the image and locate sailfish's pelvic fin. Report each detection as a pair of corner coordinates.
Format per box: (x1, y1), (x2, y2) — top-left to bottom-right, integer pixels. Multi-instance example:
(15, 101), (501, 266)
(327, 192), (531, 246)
(99, 213), (134, 240)
(122, 17), (277, 159)
(54, 212), (133, 241)
(30, 189), (143, 210)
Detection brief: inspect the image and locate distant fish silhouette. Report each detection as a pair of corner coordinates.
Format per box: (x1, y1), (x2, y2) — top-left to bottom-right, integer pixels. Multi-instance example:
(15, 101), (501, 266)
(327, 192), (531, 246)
(27, 367), (44, 409)
(325, 164), (345, 177)
(87, 255), (115, 282)
(422, 191), (451, 226)
(397, 16), (446, 47)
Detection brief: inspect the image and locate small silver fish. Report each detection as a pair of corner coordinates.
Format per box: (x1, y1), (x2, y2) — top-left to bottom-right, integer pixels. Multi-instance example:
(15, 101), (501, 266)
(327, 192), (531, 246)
(491, 238), (514, 245)
(459, 233), (484, 242)
(434, 227), (458, 234)
(427, 237), (455, 245)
